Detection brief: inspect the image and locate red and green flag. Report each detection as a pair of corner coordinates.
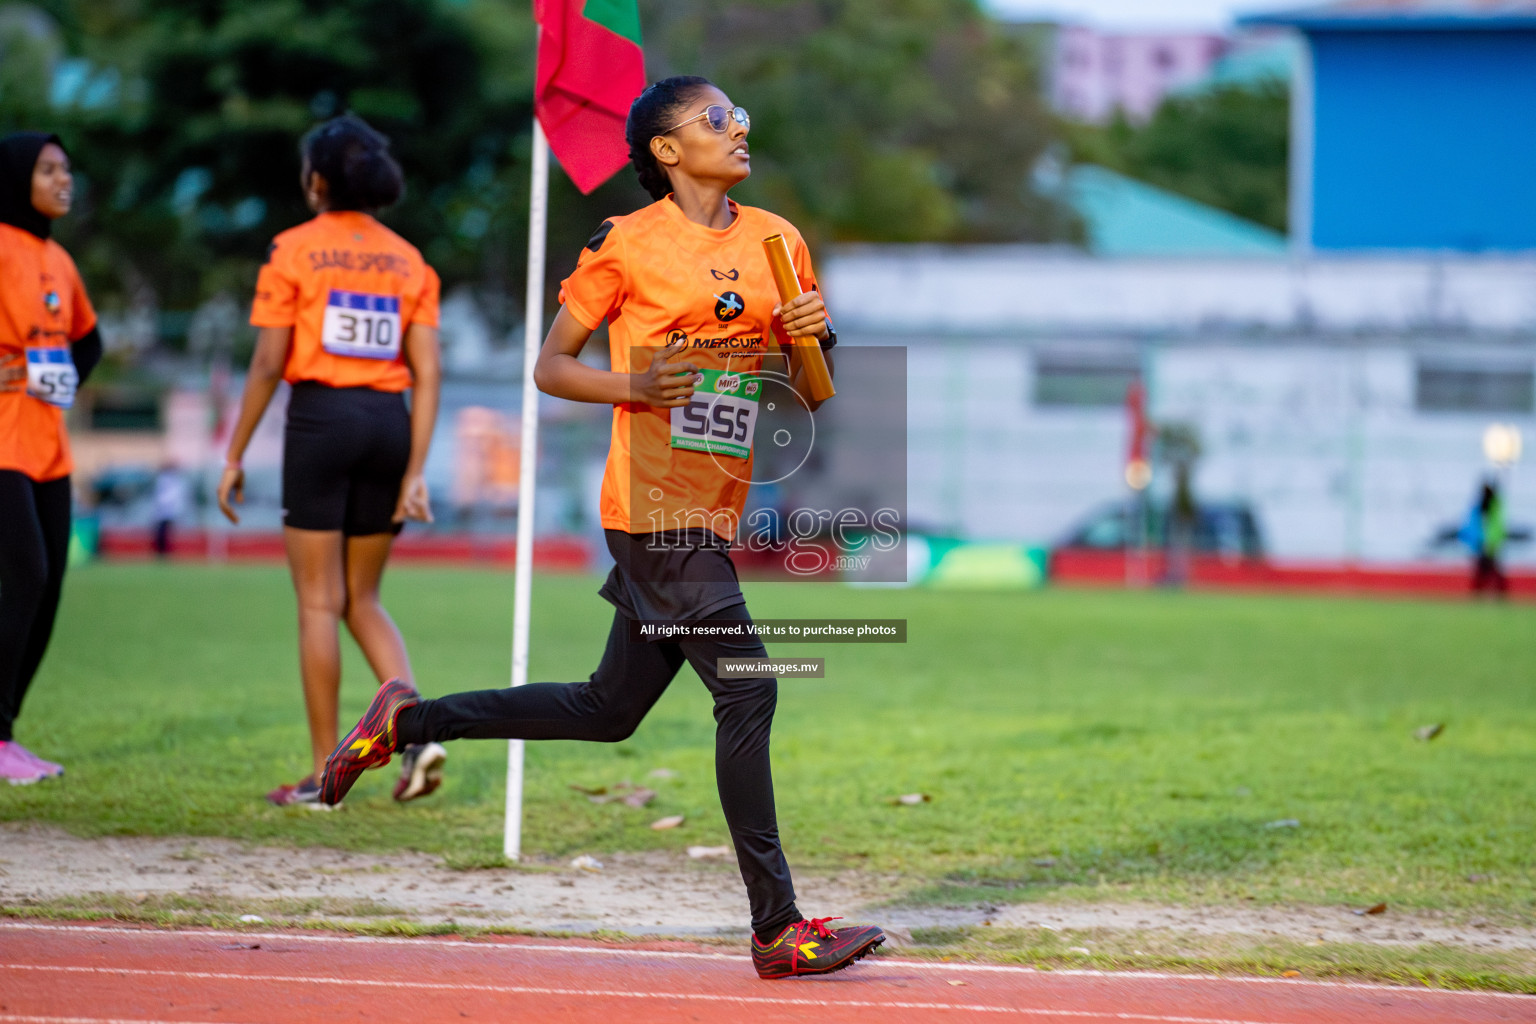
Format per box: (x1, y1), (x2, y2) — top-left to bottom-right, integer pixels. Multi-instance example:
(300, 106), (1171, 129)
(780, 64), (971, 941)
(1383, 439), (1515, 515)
(534, 0), (646, 194)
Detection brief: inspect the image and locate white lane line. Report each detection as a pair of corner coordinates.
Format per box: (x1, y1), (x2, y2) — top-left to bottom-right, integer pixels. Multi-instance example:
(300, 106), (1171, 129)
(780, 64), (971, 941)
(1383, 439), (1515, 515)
(0, 965), (1285, 1023)
(1, 922), (1528, 1002)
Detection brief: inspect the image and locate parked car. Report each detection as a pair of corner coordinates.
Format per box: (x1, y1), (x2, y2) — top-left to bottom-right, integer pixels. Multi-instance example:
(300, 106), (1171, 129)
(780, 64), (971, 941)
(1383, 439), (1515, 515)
(90, 465), (157, 510)
(1056, 499), (1265, 561)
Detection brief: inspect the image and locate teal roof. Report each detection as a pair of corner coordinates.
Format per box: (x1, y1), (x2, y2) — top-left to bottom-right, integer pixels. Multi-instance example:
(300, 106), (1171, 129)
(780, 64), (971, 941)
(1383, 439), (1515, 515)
(1166, 36), (1297, 101)
(1200, 37), (1300, 89)
(1068, 165), (1288, 257)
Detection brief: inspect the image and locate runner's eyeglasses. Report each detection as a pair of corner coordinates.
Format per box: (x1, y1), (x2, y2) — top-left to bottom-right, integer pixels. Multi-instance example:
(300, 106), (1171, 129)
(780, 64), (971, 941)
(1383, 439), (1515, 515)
(663, 105), (750, 135)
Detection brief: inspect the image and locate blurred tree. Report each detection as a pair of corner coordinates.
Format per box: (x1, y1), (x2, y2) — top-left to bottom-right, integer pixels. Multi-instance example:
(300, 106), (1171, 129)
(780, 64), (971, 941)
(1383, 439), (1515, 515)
(640, 0), (1075, 245)
(0, 4), (63, 126)
(1066, 82), (1288, 233)
(4, 0), (544, 337)
(4, 0), (1075, 345)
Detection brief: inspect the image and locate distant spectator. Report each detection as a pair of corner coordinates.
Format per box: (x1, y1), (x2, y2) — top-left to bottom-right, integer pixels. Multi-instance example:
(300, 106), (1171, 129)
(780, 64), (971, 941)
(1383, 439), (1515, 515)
(1163, 464), (1197, 588)
(1462, 480), (1508, 597)
(1157, 422), (1201, 588)
(0, 132), (104, 784)
(151, 460), (188, 558)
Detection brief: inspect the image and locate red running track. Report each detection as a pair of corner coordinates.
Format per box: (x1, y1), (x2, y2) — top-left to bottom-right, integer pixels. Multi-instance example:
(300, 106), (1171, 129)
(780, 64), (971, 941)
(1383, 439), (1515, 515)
(1, 922), (1531, 1024)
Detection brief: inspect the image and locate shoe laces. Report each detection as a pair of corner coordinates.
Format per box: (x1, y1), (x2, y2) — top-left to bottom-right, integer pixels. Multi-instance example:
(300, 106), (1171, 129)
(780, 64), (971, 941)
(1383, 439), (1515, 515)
(803, 916), (842, 940)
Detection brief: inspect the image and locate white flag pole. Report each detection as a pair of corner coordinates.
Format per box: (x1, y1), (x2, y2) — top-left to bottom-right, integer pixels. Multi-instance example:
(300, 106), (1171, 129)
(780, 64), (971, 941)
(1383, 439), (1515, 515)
(504, 119), (549, 861)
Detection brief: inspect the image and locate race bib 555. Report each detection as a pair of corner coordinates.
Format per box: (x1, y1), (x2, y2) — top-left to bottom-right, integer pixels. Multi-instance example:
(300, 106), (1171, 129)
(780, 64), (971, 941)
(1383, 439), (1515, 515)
(26, 346), (78, 409)
(670, 370), (761, 459)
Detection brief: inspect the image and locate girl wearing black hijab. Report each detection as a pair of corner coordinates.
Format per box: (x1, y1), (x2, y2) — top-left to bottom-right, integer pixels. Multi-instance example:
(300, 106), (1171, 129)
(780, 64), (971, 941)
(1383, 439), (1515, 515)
(0, 132), (103, 784)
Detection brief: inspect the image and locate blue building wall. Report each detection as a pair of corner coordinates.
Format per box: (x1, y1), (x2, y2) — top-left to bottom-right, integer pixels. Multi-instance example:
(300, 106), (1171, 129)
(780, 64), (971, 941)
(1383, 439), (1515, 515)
(1309, 29), (1536, 251)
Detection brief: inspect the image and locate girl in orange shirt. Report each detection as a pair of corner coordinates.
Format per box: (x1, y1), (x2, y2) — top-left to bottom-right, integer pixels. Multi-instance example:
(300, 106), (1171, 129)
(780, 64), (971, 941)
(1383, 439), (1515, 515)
(319, 79), (884, 978)
(0, 132), (103, 784)
(217, 116), (446, 808)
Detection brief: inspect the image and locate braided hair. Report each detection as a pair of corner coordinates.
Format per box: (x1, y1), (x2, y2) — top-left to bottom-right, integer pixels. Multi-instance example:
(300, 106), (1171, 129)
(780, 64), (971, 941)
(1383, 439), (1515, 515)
(625, 76), (713, 201)
(300, 114), (405, 212)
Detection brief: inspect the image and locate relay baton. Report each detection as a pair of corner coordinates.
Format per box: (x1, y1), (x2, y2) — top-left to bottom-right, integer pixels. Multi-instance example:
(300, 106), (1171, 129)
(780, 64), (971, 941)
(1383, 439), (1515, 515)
(762, 233), (836, 402)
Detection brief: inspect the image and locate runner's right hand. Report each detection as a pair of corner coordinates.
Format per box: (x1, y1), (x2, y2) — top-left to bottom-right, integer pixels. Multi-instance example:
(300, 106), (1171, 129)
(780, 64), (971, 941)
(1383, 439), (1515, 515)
(393, 473), (433, 524)
(632, 338), (699, 408)
(0, 353), (24, 393)
(217, 465), (245, 524)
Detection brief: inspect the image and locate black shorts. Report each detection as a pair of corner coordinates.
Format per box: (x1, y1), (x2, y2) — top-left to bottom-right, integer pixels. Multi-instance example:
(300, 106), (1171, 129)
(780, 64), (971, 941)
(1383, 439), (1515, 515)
(598, 528), (747, 626)
(282, 382), (410, 535)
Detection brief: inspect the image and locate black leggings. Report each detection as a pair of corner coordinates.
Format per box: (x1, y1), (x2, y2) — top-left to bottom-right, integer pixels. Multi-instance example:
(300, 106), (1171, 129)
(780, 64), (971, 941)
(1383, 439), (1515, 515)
(1472, 553), (1508, 594)
(0, 471), (71, 742)
(398, 602), (800, 937)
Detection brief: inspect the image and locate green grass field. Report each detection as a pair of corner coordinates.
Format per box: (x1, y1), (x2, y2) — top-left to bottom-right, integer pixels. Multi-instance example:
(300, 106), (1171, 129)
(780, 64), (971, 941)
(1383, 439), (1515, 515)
(6, 563), (1535, 922)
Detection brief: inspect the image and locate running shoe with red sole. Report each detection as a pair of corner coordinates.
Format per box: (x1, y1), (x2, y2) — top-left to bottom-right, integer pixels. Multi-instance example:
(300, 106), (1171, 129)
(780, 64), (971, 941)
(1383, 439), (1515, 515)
(751, 917), (884, 979)
(319, 678), (420, 806)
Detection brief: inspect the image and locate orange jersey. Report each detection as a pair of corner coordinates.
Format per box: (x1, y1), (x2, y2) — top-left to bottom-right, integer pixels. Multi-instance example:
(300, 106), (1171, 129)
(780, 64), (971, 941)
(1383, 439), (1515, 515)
(251, 211), (440, 392)
(559, 198), (821, 539)
(0, 222), (96, 481)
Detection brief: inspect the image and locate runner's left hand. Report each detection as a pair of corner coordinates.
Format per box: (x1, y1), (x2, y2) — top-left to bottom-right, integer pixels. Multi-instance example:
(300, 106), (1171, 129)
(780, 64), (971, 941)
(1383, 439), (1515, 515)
(394, 473), (433, 523)
(773, 292), (829, 340)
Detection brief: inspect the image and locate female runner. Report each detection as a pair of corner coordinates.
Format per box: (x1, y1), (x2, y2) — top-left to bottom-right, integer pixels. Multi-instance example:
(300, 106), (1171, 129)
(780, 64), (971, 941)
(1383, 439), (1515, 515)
(320, 78), (884, 978)
(218, 115), (448, 807)
(0, 132), (103, 784)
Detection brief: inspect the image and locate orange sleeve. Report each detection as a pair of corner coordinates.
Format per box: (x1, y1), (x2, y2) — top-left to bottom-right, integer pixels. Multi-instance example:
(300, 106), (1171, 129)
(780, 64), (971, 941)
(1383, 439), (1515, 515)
(411, 263), (441, 327)
(66, 258), (96, 339)
(558, 220), (627, 331)
(250, 239), (298, 327)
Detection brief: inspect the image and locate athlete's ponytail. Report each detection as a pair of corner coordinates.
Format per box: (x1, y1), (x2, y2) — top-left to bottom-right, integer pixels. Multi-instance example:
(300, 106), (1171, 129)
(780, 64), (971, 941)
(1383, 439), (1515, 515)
(301, 114), (405, 213)
(625, 76), (712, 201)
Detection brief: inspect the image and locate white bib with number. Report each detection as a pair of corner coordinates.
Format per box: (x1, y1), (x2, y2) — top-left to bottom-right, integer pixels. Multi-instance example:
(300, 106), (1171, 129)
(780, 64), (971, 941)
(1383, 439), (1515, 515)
(670, 370), (761, 459)
(321, 290), (402, 360)
(26, 346), (78, 409)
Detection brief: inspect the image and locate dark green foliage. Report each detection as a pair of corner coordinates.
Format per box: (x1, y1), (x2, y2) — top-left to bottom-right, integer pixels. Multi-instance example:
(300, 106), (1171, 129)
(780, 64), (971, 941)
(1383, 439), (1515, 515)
(3, 0), (1076, 328)
(641, 0), (1076, 244)
(4, 0), (542, 326)
(1068, 82), (1289, 233)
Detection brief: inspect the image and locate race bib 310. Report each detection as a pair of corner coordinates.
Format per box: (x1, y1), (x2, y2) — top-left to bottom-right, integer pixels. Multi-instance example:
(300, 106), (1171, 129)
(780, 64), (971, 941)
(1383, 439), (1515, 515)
(321, 290), (402, 360)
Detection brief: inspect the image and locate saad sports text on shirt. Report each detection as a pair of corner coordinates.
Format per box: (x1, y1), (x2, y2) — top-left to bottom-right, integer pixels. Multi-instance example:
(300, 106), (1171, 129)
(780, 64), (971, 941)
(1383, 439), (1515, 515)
(304, 248), (414, 277)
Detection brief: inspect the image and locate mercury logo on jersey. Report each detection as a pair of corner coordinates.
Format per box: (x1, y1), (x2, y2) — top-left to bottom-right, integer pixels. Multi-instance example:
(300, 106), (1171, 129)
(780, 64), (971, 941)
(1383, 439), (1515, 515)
(714, 291), (744, 322)
(663, 332), (768, 352)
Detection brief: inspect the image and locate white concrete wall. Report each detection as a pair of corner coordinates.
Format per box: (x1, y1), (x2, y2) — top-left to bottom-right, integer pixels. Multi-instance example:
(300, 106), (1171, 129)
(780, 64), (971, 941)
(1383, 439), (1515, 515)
(824, 248), (1536, 335)
(1156, 345), (1536, 564)
(895, 338), (1536, 563)
(905, 342), (1126, 542)
(824, 247), (1536, 564)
